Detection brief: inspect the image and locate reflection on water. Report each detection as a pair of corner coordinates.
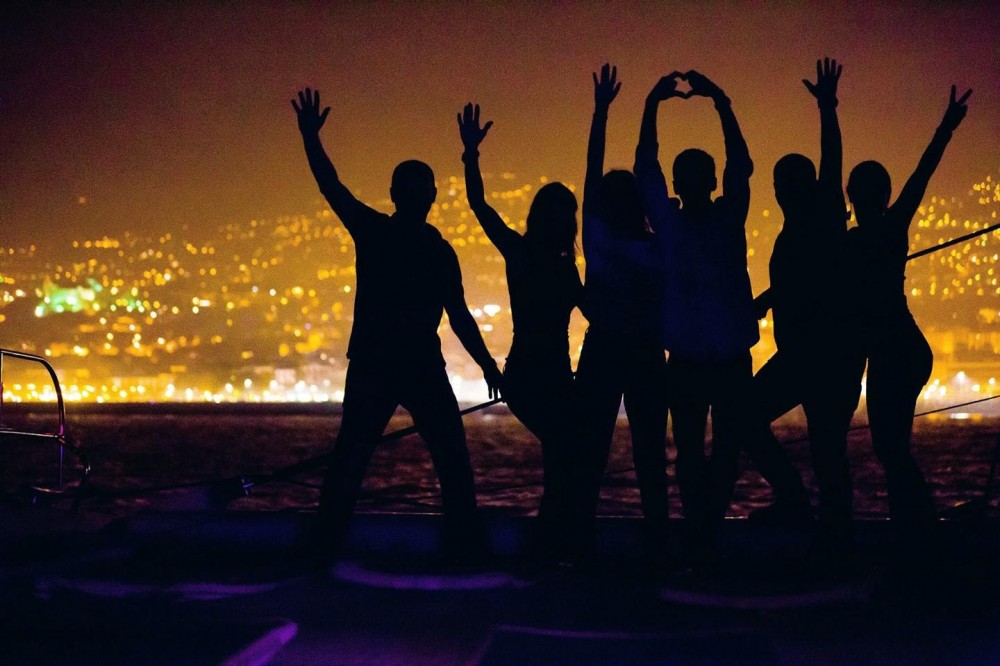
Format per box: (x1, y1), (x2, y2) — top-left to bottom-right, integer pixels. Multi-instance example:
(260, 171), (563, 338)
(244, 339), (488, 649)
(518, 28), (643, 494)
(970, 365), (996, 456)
(0, 406), (997, 521)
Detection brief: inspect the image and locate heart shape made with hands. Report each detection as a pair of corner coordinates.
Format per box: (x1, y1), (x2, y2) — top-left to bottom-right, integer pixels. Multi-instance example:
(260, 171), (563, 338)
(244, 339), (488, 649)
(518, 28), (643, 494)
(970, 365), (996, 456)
(674, 84), (695, 99)
(660, 71), (697, 99)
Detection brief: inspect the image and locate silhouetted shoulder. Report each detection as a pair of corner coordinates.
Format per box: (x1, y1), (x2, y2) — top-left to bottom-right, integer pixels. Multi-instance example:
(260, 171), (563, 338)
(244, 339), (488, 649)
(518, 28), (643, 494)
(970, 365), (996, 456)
(348, 210), (393, 243)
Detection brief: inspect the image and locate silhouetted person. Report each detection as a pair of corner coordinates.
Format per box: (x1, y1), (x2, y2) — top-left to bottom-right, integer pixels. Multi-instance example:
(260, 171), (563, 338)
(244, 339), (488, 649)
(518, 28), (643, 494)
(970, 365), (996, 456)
(292, 88), (503, 564)
(847, 85), (972, 530)
(576, 64), (670, 567)
(744, 59), (866, 538)
(457, 102), (583, 561)
(635, 70), (756, 535)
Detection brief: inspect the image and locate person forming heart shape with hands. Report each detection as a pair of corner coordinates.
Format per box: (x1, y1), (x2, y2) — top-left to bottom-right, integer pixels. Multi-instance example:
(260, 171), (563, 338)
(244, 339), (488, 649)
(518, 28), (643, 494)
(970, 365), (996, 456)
(634, 64), (756, 554)
(646, 70), (730, 105)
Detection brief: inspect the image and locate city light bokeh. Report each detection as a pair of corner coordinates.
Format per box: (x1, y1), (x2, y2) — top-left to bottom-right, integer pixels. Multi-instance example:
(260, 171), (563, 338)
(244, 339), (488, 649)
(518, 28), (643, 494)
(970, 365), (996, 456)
(0, 171), (998, 404)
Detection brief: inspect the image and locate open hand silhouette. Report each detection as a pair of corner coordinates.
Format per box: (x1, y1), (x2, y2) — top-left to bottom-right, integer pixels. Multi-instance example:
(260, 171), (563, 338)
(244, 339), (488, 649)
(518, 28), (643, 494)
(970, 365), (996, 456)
(457, 103), (494, 152)
(802, 57), (842, 107)
(291, 88), (330, 135)
(593, 63), (622, 108)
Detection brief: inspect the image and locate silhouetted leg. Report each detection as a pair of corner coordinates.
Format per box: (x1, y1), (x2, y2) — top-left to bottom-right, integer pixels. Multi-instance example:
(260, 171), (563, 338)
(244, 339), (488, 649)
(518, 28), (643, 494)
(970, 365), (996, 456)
(668, 357), (710, 521)
(622, 346), (670, 560)
(402, 366), (485, 560)
(802, 349), (864, 536)
(503, 362), (550, 436)
(505, 359), (576, 559)
(704, 353), (755, 523)
(505, 362), (572, 528)
(572, 329), (626, 558)
(868, 327), (934, 529)
(539, 376), (577, 558)
(315, 363), (398, 560)
(744, 351), (812, 506)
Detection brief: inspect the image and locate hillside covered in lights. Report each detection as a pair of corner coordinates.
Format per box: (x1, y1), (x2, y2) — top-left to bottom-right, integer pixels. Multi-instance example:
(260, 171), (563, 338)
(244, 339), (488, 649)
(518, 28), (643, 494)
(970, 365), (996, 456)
(0, 172), (998, 403)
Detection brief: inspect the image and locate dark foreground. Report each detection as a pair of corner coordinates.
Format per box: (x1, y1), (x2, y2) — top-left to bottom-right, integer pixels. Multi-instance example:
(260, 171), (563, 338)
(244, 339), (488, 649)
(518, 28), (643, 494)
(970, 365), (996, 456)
(2, 507), (999, 665)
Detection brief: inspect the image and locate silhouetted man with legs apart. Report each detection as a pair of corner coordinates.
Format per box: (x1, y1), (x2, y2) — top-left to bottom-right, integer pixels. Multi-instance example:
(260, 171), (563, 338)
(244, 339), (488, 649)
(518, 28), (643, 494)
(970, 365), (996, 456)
(292, 88), (503, 564)
(745, 59), (865, 541)
(635, 71), (757, 547)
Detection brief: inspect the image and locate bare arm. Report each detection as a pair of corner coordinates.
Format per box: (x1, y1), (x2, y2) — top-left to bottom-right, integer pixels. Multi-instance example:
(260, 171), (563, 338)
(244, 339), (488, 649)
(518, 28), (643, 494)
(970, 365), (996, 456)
(583, 63), (622, 225)
(804, 58), (846, 224)
(457, 103), (521, 258)
(634, 74), (686, 221)
(292, 88), (381, 235)
(687, 71), (753, 221)
(441, 250), (503, 399)
(890, 86), (972, 229)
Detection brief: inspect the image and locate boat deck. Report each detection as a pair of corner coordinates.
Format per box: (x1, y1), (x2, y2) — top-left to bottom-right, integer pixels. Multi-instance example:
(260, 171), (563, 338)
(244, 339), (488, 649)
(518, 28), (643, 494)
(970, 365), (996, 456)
(1, 508), (998, 665)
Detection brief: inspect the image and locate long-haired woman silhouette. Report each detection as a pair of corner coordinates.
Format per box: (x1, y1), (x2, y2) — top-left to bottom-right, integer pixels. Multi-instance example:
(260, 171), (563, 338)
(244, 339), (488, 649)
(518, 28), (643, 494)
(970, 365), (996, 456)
(575, 64), (670, 567)
(458, 103), (583, 561)
(847, 85), (971, 530)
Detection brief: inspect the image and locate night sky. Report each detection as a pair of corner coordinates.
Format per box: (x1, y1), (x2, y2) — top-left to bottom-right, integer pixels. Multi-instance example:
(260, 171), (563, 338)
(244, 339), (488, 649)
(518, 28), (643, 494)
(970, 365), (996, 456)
(2, 2), (997, 249)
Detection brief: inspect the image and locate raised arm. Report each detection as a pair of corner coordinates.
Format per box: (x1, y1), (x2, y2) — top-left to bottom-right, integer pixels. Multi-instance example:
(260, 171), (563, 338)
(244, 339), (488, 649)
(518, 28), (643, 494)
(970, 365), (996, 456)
(292, 88), (381, 235)
(634, 74), (685, 219)
(457, 103), (521, 258)
(583, 63), (621, 224)
(891, 85), (972, 227)
(441, 250), (503, 399)
(687, 71), (753, 220)
(804, 58), (846, 222)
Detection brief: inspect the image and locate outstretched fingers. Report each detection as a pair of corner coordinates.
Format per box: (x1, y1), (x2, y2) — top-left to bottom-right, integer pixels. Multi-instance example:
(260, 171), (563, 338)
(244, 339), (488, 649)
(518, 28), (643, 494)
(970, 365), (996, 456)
(941, 85), (972, 131)
(458, 102), (492, 148)
(459, 102), (473, 130)
(295, 88), (318, 112)
(594, 62), (622, 105)
(822, 57), (842, 81)
(803, 57), (842, 100)
(291, 88), (330, 134)
(952, 85), (973, 106)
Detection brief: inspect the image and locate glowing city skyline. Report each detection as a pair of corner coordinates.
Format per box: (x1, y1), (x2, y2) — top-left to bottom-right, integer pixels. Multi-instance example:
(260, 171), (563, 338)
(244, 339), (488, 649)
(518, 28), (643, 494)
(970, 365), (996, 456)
(0, 169), (997, 403)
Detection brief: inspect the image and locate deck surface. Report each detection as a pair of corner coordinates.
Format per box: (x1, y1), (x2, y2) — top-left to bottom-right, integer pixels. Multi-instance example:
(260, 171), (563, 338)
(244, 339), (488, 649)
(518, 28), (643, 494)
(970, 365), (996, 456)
(2, 508), (998, 665)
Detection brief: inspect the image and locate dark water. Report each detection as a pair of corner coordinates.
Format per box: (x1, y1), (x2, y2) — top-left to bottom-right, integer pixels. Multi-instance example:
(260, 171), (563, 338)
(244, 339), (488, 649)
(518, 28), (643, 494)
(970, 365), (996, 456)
(1, 404), (997, 520)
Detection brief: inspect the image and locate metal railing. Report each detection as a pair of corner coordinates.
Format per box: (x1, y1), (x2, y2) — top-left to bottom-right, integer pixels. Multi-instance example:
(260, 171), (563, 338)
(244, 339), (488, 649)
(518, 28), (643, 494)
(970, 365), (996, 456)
(0, 348), (90, 498)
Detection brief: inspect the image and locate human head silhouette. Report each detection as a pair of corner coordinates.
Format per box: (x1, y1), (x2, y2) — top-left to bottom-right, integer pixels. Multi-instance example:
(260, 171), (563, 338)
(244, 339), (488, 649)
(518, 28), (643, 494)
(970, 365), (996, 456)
(600, 170), (648, 239)
(525, 182), (578, 257)
(673, 149), (717, 207)
(390, 160), (437, 219)
(847, 160), (891, 227)
(773, 153), (817, 219)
